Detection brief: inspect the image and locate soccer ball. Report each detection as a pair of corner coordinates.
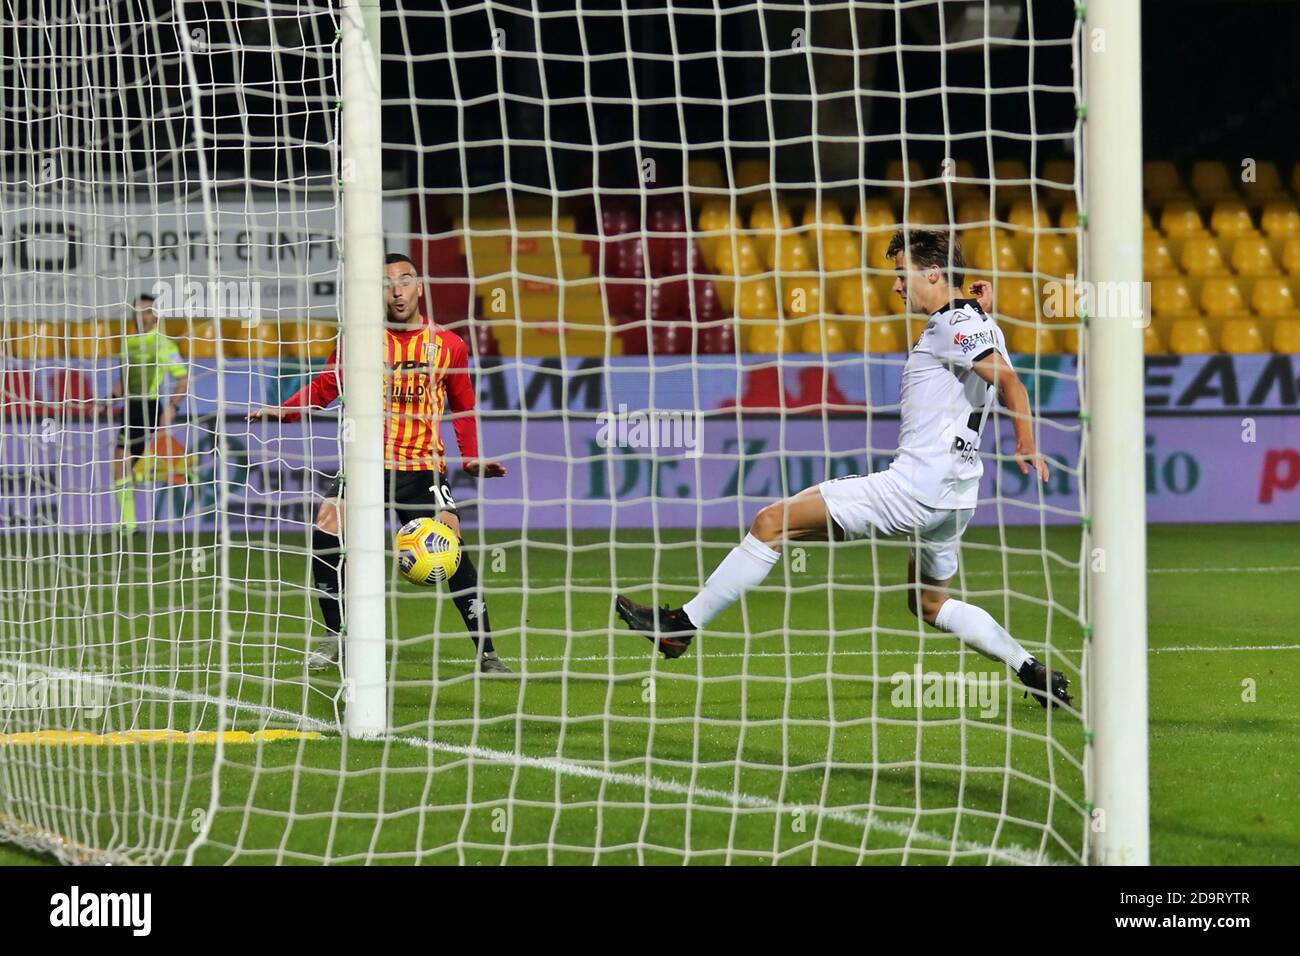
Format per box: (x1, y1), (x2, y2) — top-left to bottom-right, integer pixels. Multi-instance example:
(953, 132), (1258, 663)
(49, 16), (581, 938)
(394, 517), (461, 585)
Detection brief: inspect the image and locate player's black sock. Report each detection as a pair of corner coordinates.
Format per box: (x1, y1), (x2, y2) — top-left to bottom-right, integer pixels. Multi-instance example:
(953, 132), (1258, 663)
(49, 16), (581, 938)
(447, 552), (495, 655)
(312, 527), (344, 635)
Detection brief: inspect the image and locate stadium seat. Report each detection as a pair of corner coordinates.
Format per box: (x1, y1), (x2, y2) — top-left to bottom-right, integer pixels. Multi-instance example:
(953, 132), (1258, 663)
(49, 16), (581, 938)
(1199, 277), (1249, 317)
(853, 198), (896, 230)
(820, 234), (863, 275)
(697, 318), (736, 355)
(853, 319), (904, 353)
(734, 159), (769, 189)
(733, 278), (779, 320)
(1151, 277), (1199, 318)
(1230, 236), (1280, 276)
(1143, 235), (1180, 278)
(1008, 324), (1060, 355)
(1008, 200), (1051, 231)
(1251, 277), (1298, 319)
(1058, 202), (1079, 230)
(1180, 236), (1230, 276)
(885, 159), (924, 188)
(689, 279), (724, 322)
(1144, 160), (1183, 197)
(1028, 236), (1075, 278)
(994, 278), (1038, 322)
(834, 275), (883, 317)
(798, 319), (847, 353)
(695, 201), (742, 265)
(749, 199), (794, 234)
(1190, 161), (1236, 201)
(650, 280), (687, 322)
(1160, 200), (1207, 238)
(687, 158), (726, 193)
(1220, 318), (1267, 354)
(767, 234), (814, 272)
(63, 320), (118, 359)
(956, 197), (993, 227)
(648, 200), (686, 235)
(1282, 238), (1300, 275)
(745, 322), (794, 353)
(1261, 201), (1300, 238)
(711, 236), (762, 310)
(1042, 159), (1075, 191)
(800, 199), (847, 233)
(1241, 161), (1287, 207)
(283, 320), (337, 360)
(782, 279), (823, 319)
(7, 321), (62, 359)
(181, 321), (220, 359)
(968, 232), (1023, 272)
(1274, 318), (1300, 352)
(1143, 323), (1165, 354)
(903, 196), (946, 225)
(1210, 201), (1255, 238)
(1168, 318), (1215, 354)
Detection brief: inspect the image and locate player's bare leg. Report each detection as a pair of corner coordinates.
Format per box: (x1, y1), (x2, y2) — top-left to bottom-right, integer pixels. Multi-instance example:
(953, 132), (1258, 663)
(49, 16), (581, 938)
(906, 553), (1071, 708)
(438, 509), (510, 675)
(306, 495), (344, 671)
(616, 485), (841, 658)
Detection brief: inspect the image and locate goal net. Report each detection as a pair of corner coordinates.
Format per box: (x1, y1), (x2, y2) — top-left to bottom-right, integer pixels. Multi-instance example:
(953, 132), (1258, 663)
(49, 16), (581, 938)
(0, 0), (1134, 865)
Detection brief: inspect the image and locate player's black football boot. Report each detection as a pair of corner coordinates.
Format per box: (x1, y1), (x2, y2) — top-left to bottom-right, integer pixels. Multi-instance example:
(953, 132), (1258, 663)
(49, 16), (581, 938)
(614, 595), (696, 659)
(1018, 658), (1072, 709)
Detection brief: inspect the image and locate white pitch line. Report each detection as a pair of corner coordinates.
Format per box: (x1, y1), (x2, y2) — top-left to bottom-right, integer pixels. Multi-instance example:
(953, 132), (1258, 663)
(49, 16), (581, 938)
(0, 658), (1063, 866)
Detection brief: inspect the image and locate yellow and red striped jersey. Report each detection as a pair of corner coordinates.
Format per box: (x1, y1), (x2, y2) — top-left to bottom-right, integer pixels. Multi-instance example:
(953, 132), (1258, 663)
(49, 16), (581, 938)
(280, 317), (480, 473)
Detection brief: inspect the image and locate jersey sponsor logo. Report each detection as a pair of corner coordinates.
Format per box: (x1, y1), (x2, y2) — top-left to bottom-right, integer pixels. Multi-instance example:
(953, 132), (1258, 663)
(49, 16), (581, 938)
(951, 434), (980, 464)
(389, 358), (429, 371)
(953, 329), (996, 354)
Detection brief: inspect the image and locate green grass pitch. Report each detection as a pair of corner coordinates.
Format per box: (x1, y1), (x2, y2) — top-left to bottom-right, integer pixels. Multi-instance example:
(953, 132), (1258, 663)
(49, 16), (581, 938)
(0, 522), (1295, 865)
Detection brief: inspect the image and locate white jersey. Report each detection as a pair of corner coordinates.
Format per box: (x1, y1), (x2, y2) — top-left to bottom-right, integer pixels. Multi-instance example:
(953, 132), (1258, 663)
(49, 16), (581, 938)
(886, 299), (1009, 510)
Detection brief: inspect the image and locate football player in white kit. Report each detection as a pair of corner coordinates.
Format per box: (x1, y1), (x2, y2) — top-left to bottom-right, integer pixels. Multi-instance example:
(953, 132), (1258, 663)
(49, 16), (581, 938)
(616, 227), (1071, 709)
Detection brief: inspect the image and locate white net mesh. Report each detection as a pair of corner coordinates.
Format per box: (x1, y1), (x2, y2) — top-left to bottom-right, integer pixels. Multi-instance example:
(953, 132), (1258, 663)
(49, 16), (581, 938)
(1, 0), (1090, 865)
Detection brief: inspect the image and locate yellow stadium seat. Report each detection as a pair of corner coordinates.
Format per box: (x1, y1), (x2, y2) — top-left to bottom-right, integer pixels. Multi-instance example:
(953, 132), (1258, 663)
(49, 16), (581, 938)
(1209, 201), (1255, 238)
(734, 278), (779, 320)
(820, 234), (863, 274)
(222, 319), (281, 359)
(1008, 324), (1060, 355)
(834, 276), (882, 317)
(902, 196), (946, 225)
(1168, 318), (1215, 354)
(1282, 238), (1300, 275)
(745, 322), (793, 353)
(968, 232), (1023, 272)
(1190, 161), (1236, 201)
(853, 198), (896, 230)
(1143, 323), (1165, 354)
(688, 158), (726, 192)
(1144, 209), (1157, 233)
(180, 321), (220, 359)
(956, 197), (992, 226)
(1274, 318), (1300, 352)
(734, 159), (769, 189)
(801, 199), (847, 232)
(1199, 277), (1249, 317)
(798, 319), (847, 353)
(1161, 200), (1207, 238)
(1042, 159), (1075, 190)
(1261, 202), (1300, 239)
(1242, 161), (1287, 207)
(1028, 236), (1076, 279)
(1008, 200), (1051, 231)
(885, 159), (924, 187)
(767, 235), (814, 272)
(1230, 236), (1280, 276)
(6, 321), (61, 359)
(750, 199), (794, 233)
(1220, 318), (1267, 354)
(1059, 202), (1079, 230)
(1180, 236), (1230, 276)
(782, 279), (823, 319)
(711, 235), (762, 311)
(1151, 277), (1199, 318)
(994, 278), (1038, 322)
(1144, 236), (1179, 278)
(1250, 277), (1298, 319)
(285, 320), (337, 360)
(1145, 161), (1184, 198)
(64, 320), (118, 359)
(854, 319), (905, 353)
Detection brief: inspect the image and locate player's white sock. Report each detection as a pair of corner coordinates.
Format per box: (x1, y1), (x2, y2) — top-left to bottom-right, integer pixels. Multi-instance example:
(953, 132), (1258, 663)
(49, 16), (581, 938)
(932, 599), (1033, 671)
(682, 533), (780, 628)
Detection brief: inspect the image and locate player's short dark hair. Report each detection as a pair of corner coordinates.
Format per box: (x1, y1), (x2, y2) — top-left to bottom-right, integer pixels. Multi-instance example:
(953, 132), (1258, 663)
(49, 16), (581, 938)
(385, 252), (417, 270)
(885, 228), (965, 287)
(135, 293), (156, 305)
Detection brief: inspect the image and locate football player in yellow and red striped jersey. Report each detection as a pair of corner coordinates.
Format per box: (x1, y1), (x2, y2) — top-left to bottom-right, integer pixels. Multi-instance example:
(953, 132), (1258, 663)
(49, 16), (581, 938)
(248, 253), (510, 673)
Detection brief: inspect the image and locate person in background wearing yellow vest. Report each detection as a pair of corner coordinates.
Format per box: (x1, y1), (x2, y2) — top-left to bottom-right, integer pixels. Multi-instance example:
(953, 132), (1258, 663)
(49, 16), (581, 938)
(108, 294), (189, 531)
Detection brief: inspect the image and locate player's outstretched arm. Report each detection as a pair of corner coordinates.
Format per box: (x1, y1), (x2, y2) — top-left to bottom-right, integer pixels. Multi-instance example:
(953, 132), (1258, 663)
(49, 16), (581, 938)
(247, 346), (341, 422)
(444, 333), (508, 478)
(972, 352), (1050, 483)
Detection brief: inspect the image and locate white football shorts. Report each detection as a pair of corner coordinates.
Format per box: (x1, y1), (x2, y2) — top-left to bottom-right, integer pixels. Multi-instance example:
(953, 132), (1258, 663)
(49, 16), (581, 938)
(817, 469), (973, 580)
